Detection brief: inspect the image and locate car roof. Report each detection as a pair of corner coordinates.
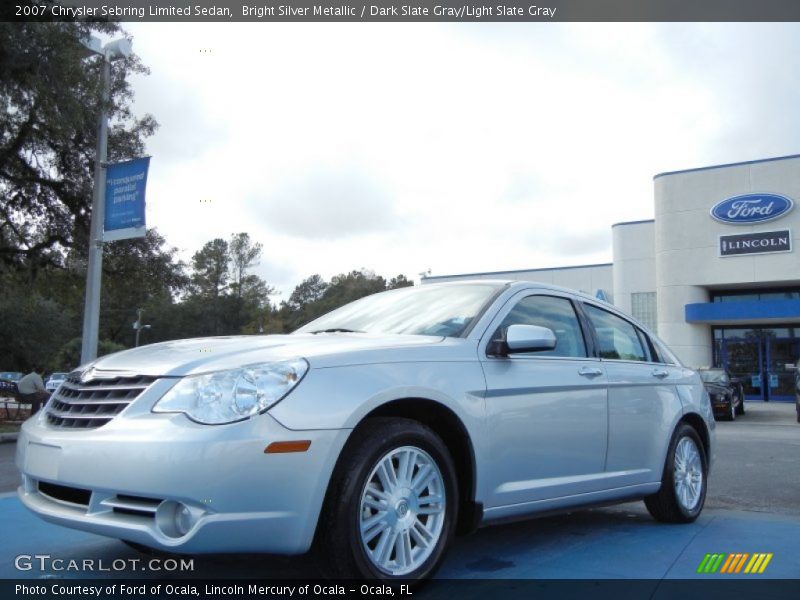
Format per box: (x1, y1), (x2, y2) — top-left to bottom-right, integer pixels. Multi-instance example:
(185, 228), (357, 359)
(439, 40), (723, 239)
(425, 279), (615, 309)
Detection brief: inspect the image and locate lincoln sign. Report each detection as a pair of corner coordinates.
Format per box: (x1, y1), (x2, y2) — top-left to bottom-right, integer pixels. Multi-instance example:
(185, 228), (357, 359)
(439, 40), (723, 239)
(719, 230), (792, 257)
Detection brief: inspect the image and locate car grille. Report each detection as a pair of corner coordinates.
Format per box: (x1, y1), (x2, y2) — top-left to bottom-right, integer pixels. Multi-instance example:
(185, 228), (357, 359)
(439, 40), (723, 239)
(38, 481), (92, 507)
(36, 481), (164, 521)
(45, 372), (157, 429)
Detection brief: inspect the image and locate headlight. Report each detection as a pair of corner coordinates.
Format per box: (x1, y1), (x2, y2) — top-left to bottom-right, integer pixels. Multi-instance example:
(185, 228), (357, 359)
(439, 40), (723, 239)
(153, 358), (308, 425)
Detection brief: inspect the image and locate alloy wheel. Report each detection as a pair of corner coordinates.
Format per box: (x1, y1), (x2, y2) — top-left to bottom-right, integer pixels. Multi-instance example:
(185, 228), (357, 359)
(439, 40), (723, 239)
(358, 446), (446, 576)
(673, 437), (703, 511)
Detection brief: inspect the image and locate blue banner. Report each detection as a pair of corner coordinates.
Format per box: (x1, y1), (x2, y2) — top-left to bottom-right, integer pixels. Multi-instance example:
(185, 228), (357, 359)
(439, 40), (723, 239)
(104, 157), (150, 241)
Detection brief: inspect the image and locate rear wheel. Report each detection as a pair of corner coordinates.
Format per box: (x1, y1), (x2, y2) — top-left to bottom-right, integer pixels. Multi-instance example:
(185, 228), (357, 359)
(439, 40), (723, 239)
(645, 423), (707, 523)
(728, 397), (736, 421)
(315, 417), (457, 581)
(735, 394), (745, 416)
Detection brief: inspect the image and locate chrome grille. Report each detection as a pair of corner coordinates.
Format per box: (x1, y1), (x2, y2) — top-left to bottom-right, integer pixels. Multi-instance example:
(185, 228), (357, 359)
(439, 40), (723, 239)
(46, 372), (156, 429)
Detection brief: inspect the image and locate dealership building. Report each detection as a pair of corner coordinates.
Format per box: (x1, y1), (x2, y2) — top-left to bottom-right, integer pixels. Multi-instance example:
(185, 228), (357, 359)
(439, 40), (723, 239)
(422, 154), (800, 402)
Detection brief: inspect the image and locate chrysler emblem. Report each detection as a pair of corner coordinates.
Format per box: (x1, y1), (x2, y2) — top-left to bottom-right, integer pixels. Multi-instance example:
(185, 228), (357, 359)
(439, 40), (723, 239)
(80, 367), (96, 383)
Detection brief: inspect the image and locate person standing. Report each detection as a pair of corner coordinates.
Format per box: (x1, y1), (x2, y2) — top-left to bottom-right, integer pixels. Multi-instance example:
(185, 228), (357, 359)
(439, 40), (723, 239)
(17, 368), (49, 415)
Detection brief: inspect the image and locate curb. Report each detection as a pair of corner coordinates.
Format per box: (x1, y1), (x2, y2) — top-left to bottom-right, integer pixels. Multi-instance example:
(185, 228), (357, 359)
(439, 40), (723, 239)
(0, 433), (19, 443)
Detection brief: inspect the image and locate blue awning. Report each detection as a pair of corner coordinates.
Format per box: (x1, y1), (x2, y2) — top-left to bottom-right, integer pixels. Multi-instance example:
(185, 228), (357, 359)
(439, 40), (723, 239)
(685, 299), (800, 324)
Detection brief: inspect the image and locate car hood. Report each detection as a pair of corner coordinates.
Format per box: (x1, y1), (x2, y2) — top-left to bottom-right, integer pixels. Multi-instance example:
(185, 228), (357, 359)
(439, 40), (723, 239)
(83, 333), (451, 377)
(702, 382), (728, 395)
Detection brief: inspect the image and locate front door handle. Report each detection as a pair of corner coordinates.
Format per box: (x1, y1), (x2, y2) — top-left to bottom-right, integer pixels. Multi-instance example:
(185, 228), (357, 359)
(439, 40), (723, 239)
(579, 367), (603, 378)
(652, 368), (669, 379)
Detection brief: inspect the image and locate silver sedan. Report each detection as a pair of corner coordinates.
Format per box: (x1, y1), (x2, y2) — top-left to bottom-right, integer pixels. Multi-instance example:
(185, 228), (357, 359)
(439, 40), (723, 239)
(16, 281), (714, 581)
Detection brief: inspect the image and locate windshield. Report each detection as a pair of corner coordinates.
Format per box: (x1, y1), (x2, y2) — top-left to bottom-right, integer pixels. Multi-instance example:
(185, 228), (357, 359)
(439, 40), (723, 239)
(51, 373), (66, 380)
(699, 369), (728, 384)
(296, 283), (502, 337)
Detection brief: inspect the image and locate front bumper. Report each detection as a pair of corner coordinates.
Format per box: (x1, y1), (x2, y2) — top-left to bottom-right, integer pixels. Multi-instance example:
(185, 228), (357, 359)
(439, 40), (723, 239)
(16, 409), (350, 555)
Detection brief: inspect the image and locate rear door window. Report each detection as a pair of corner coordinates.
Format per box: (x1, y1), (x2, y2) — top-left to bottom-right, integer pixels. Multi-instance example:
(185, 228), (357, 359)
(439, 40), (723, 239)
(583, 304), (647, 362)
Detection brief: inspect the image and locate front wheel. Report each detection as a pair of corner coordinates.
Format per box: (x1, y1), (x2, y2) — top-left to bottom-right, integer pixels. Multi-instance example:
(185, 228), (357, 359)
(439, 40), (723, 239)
(644, 423), (707, 523)
(728, 397), (736, 421)
(315, 417), (457, 581)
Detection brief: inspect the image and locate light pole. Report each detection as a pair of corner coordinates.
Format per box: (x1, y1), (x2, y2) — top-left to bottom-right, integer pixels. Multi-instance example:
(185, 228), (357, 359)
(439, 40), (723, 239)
(133, 308), (151, 347)
(79, 35), (132, 365)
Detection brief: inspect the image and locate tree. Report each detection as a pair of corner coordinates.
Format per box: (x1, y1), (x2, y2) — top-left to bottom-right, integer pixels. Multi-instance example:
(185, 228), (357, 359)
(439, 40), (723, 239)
(321, 270), (388, 311)
(97, 229), (187, 345)
(0, 293), (74, 371)
(185, 234), (275, 336)
(187, 238), (229, 336)
(0, 20), (157, 272)
(228, 233), (262, 301)
(387, 274), (413, 289)
(227, 232), (274, 331)
(52, 337), (126, 372)
(287, 274), (328, 311)
(279, 270), (415, 332)
(191, 238), (229, 298)
(279, 274), (329, 331)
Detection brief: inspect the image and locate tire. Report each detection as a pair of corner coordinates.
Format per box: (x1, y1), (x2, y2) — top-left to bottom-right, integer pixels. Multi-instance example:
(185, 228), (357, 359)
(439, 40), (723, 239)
(728, 398), (736, 421)
(644, 423), (708, 523)
(735, 395), (745, 416)
(314, 417), (457, 581)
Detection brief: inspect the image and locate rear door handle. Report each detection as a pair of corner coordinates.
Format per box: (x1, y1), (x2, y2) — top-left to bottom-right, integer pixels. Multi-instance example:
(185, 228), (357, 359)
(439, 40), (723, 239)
(652, 369), (669, 379)
(578, 367), (603, 378)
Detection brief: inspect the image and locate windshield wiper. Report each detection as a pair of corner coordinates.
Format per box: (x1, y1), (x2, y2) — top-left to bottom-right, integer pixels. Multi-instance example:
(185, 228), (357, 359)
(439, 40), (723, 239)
(309, 328), (364, 334)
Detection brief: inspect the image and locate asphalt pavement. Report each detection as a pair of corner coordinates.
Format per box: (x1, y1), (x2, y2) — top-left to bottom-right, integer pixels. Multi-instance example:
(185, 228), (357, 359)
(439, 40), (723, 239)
(1, 402), (798, 582)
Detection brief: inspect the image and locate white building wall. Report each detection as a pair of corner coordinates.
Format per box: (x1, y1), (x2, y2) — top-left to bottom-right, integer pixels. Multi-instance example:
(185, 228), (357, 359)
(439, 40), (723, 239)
(612, 220), (656, 316)
(654, 155), (800, 368)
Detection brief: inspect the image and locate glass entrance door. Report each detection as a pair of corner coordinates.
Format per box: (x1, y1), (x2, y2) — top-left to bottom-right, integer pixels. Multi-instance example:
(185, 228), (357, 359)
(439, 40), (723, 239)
(767, 338), (800, 402)
(723, 340), (764, 400)
(719, 333), (800, 402)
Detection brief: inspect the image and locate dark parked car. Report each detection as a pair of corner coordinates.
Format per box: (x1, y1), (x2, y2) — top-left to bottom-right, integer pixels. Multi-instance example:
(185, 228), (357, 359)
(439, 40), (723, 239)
(794, 363), (800, 423)
(698, 368), (744, 421)
(0, 372), (23, 399)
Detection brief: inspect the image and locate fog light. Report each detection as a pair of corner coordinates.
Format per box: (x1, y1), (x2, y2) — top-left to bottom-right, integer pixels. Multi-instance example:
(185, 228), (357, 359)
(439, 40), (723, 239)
(155, 500), (198, 538)
(175, 504), (193, 536)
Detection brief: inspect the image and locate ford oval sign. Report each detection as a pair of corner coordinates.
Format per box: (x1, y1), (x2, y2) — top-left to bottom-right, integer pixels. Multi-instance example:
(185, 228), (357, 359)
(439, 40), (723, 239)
(710, 193), (794, 224)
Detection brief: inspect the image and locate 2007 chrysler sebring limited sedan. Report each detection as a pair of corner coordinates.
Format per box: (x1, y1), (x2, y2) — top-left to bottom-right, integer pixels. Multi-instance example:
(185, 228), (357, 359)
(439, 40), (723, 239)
(17, 281), (714, 581)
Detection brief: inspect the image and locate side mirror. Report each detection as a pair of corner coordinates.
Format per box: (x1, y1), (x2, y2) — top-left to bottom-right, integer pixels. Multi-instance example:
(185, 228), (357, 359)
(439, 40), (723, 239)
(505, 324), (557, 354)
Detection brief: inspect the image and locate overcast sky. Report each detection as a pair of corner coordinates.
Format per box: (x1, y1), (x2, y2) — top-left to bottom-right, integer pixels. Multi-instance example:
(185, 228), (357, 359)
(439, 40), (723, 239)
(124, 22), (800, 300)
